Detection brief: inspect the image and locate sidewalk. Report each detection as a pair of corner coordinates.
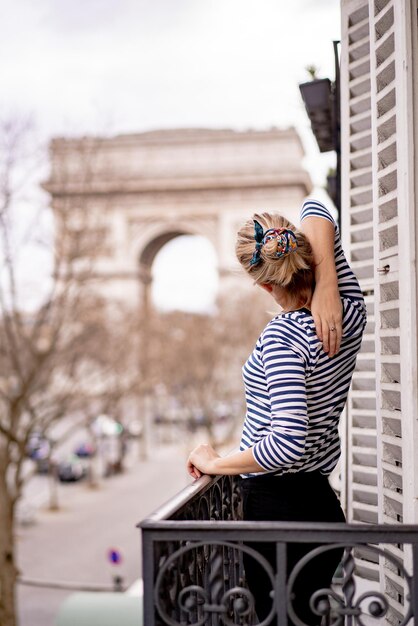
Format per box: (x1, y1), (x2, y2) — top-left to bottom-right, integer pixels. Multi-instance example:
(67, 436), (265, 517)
(16, 444), (189, 626)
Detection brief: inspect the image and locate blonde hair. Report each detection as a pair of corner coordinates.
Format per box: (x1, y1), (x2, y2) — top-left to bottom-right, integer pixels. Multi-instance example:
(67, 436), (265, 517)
(235, 212), (314, 308)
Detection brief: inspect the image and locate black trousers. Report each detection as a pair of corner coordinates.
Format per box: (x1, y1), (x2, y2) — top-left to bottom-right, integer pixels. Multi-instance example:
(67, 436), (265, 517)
(240, 471), (346, 626)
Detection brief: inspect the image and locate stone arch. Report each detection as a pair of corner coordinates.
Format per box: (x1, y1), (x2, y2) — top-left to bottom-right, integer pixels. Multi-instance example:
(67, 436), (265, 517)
(136, 223), (219, 314)
(137, 222), (217, 274)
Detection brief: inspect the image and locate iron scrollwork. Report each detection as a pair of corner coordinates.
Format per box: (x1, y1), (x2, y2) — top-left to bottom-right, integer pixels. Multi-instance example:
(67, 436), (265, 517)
(176, 476), (242, 524)
(156, 539), (413, 626)
(154, 540), (274, 626)
(287, 543), (413, 626)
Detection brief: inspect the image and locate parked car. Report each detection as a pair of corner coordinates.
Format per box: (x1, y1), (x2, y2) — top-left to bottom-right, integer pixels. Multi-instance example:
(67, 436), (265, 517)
(74, 442), (96, 458)
(26, 432), (49, 458)
(26, 433), (51, 474)
(58, 456), (86, 483)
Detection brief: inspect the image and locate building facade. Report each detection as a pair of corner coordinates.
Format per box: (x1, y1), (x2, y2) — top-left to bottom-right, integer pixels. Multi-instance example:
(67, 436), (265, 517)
(341, 0), (418, 618)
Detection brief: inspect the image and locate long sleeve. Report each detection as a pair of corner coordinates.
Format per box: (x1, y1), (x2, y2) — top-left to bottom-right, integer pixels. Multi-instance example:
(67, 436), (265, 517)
(252, 336), (309, 471)
(300, 198), (366, 305)
(300, 198), (338, 230)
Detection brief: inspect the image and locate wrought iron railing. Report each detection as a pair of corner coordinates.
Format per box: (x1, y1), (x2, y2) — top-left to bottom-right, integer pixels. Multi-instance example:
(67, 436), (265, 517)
(139, 474), (418, 625)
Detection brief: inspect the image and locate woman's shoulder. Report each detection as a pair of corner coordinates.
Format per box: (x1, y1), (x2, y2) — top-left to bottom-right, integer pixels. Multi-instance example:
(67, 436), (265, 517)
(260, 313), (316, 364)
(300, 198), (339, 231)
(262, 301), (366, 351)
(263, 310), (316, 336)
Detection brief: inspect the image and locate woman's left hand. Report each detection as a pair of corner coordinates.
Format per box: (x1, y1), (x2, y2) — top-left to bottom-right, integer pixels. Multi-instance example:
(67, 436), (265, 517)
(187, 444), (221, 479)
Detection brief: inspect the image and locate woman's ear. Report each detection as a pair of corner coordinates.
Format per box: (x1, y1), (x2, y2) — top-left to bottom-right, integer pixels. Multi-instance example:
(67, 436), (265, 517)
(259, 283), (273, 294)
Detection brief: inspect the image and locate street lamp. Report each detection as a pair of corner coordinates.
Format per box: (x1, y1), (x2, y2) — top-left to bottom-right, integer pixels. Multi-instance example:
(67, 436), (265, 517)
(299, 78), (334, 152)
(299, 42), (341, 217)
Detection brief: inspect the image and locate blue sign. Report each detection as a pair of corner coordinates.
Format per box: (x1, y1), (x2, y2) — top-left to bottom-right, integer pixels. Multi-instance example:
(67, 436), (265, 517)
(107, 548), (122, 565)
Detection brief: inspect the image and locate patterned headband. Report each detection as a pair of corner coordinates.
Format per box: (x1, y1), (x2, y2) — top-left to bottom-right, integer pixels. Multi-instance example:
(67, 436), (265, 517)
(250, 220), (298, 266)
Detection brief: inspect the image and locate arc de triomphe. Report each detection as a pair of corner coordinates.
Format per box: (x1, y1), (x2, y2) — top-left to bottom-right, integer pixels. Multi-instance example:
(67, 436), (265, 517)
(44, 127), (312, 310)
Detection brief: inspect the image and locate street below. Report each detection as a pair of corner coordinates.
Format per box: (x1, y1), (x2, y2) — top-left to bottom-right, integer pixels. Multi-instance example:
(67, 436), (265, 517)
(16, 443), (188, 626)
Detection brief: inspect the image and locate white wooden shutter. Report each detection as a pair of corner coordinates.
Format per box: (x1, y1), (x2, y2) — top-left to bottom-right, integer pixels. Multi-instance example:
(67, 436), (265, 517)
(342, 0), (418, 619)
(368, 0), (418, 620)
(370, 0), (404, 617)
(341, 0), (381, 584)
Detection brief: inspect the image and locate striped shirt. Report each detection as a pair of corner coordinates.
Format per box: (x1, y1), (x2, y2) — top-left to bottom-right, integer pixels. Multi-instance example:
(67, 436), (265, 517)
(240, 199), (367, 478)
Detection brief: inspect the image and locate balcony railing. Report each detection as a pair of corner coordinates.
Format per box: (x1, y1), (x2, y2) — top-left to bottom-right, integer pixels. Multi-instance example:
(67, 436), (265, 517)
(139, 473), (418, 625)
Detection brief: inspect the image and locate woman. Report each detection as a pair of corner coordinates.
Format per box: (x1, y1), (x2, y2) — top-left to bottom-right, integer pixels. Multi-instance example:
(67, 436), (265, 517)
(187, 199), (367, 625)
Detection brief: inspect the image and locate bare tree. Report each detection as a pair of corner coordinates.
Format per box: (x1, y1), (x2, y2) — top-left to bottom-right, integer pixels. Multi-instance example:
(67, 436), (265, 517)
(0, 119), (138, 626)
(148, 293), (270, 448)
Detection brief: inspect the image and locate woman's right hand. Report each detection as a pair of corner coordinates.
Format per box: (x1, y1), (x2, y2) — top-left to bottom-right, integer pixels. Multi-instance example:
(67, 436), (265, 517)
(187, 443), (220, 479)
(311, 281), (342, 357)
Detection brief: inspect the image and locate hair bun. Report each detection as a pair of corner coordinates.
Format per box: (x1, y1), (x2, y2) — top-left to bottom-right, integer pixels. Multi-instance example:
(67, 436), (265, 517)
(262, 228), (298, 261)
(235, 211), (313, 294)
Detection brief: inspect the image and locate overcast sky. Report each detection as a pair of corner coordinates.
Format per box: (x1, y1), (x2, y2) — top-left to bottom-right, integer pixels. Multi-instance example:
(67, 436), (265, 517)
(2, 0), (341, 312)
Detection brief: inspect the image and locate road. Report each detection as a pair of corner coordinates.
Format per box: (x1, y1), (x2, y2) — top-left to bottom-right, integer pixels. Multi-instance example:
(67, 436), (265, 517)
(16, 443), (189, 626)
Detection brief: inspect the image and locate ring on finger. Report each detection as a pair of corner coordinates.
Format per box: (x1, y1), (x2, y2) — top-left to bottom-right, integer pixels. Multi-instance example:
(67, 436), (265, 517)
(330, 326), (336, 331)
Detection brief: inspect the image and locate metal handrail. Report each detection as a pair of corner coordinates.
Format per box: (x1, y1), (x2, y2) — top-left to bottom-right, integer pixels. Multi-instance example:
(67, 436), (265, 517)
(141, 472), (220, 523)
(141, 517), (418, 543)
